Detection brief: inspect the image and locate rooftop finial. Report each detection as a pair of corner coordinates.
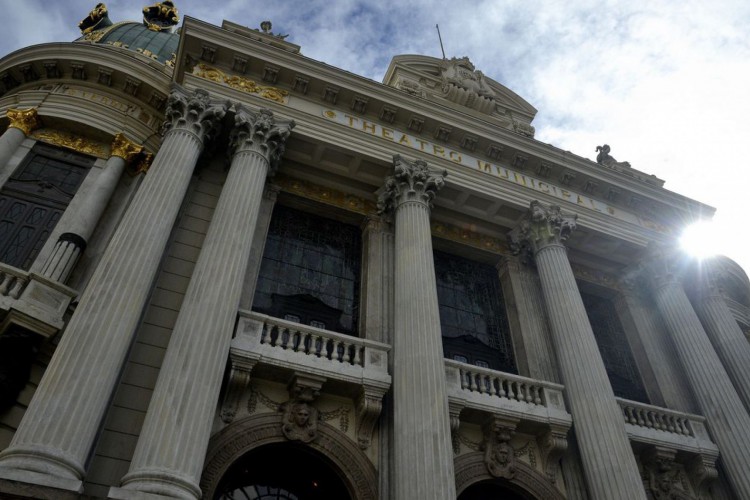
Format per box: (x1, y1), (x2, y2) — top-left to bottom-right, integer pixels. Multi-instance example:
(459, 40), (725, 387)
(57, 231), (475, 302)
(78, 3), (112, 34)
(143, 1), (179, 32)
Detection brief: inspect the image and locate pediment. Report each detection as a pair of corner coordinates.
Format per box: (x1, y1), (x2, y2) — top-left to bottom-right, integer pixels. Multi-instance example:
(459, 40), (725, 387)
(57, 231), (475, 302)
(383, 54), (537, 136)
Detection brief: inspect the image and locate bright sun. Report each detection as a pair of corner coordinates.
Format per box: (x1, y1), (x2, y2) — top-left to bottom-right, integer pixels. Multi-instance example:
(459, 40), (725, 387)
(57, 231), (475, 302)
(680, 220), (721, 259)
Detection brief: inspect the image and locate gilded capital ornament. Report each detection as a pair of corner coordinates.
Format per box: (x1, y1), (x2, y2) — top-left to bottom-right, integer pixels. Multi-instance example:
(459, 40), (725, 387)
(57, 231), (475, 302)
(110, 133), (143, 162)
(6, 108), (41, 136)
(163, 85), (229, 145)
(508, 201), (577, 258)
(229, 105), (295, 174)
(377, 154), (447, 214)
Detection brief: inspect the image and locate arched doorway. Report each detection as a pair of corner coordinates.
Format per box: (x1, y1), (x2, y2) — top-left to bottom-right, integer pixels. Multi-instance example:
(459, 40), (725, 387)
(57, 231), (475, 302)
(458, 478), (535, 500)
(214, 442), (351, 499)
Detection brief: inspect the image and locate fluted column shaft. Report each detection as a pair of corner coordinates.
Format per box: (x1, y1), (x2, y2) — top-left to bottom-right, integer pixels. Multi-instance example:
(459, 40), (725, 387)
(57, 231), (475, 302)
(693, 272), (750, 412)
(509, 201), (645, 500)
(647, 257), (750, 497)
(379, 155), (455, 500)
(0, 87), (226, 493)
(117, 107), (293, 499)
(0, 108), (39, 183)
(38, 134), (144, 283)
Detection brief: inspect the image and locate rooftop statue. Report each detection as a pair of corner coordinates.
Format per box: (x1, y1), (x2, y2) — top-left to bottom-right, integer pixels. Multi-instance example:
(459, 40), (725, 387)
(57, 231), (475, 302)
(78, 3), (112, 34)
(257, 21), (289, 40)
(596, 144), (631, 168)
(143, 1), (179, 32)
(440, 56), (496, 99)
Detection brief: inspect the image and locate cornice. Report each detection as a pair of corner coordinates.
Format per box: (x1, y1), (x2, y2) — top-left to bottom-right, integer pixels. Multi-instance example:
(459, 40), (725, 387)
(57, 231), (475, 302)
(177, 17), (713, 225)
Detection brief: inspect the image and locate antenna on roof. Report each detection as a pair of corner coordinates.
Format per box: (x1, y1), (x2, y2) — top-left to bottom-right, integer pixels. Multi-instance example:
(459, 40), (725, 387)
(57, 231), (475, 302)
(436, 24), (446, 60)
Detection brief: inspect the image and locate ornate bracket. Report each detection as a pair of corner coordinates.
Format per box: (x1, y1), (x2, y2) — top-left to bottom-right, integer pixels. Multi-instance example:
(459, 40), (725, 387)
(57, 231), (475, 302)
(448, 401), (464, 455)
(482, 416), (519, 479)
(537, 427), (568, 483)
(355, 386), (387, 449)
(686, 453), (718, 497)
(220, 355), (258, 423)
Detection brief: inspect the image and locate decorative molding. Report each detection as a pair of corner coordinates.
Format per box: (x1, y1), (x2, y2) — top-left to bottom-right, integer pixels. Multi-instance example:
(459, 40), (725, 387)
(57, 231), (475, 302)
(686, 453), (718, 498)
(109, 133), (143, 162)
(229, 106), (295, 174)
(220, 356), (257, 424)
(377, 154), (447, 213)
(319, 406), (350, 433)
(6, 108), (40, 136)
(193, 63), (289, 104)
(201, 414), (378, 500)
(449, 402), (463, 454)
(31, 129), (107, 158)
(274, 174), (377, 215)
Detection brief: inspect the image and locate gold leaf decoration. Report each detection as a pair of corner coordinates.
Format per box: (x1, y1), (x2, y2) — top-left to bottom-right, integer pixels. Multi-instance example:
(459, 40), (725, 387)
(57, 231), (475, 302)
(110, 133), (143, 162)
(194, 63), (289, 104)
(432, 222), (508, 255)
(274, 174), (376, 215)
(31, 129), (108, 158)
(6, 108), (41, 136)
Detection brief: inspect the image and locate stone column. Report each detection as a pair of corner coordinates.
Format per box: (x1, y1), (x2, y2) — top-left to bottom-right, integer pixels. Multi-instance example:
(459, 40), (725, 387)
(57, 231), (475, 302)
(0, 86), (227, 493)
(692, 260), (750, 412)
(378, 155), (455, 500)
(643, 246), (750, 497)
(113, 107), (294, 499)
(38, 133), (144, 283)
(508, 201), (645, 500)
(0, 108), (40, 183)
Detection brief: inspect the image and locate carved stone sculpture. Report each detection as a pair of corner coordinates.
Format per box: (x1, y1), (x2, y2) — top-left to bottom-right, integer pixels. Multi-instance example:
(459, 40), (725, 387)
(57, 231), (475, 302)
(482, 420), (517, 479)
(596, 144), (631, 168)
(439, 57), (496, 114)
(281, 401), (319, 443)
(78, 3), (111, 34)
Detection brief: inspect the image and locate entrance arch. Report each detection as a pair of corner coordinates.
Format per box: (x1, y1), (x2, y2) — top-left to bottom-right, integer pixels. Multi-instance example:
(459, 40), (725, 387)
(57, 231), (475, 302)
(454, 451), (564, 500)
(201, 413), (377, 500)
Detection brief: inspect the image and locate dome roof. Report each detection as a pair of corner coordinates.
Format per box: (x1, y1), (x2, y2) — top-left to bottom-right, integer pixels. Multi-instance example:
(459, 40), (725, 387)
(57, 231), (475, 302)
(79, 21), (179, 64)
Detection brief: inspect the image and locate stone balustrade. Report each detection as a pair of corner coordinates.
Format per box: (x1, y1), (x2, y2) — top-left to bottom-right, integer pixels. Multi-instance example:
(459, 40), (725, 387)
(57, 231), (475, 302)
(231, 310), (391, 389)
(0, 264), (29, 301)
(616, 397), (718, 456)
(445, 359), (571, 428)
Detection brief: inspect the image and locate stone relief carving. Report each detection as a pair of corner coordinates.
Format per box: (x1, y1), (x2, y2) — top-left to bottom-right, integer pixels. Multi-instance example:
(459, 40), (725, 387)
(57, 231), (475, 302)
(438, 57), (496, 115)
(281, 400), (319, 443)
(395, 78), (426, 98)
(641, 448), (696, 500)
(482, 418), (518, 479)
(596, 144), (631, 168)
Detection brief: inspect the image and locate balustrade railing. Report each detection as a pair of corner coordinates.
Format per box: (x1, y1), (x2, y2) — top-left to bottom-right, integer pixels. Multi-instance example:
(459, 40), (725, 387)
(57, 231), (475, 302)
(617, 398), (698, 437)
(0, 263), (29, 300)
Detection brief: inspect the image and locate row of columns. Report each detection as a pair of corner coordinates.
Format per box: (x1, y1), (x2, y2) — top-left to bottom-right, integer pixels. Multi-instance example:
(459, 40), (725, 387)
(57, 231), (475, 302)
(1, 87), (750, 499)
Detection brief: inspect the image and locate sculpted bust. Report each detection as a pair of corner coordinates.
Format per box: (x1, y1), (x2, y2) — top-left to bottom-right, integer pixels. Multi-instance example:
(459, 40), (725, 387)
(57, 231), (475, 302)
(281, 401), (318, 443)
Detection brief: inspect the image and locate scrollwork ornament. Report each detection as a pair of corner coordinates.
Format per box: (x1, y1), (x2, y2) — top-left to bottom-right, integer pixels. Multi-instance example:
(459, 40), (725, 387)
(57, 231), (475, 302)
(229, 105), (295, 174)
(162, 85), (228, 146)
(377, 154), (447, 214)
(110, 133), (143, 162)
(508, 201), (577, 259)
(6, 108), (40, 136)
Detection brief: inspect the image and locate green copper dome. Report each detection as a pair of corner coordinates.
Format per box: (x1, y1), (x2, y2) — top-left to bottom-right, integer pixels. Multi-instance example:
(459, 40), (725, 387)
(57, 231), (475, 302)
(92, 22), (179, 64)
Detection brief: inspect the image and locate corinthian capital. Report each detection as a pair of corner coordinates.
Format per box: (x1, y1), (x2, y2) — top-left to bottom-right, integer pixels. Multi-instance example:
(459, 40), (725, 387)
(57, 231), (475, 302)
(6, 107), (40, 136)
(229, 106), (295, 174)
(377, 155), (447, 214)
(110, 133), (143, 163)
(508, 201), (577, 257)
(162, 85), (228, 145)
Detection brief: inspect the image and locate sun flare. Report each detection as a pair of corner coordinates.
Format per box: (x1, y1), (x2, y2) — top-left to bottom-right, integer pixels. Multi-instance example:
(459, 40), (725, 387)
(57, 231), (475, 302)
(680, 220), (721, 259)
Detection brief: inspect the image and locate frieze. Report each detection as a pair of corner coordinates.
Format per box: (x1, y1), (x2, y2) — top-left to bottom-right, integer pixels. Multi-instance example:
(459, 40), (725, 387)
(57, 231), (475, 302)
(31, 129), (108, 158)
(274, 174), (376, 215)
(432, 222), (508, 254)
(193, 63), (288, 104)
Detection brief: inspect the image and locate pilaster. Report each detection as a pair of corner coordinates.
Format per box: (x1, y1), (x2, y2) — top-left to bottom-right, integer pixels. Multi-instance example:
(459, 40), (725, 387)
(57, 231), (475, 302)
(379, 155), (455, 500)
(642, 245), (750, 498)
(115, 106), (293, 499)
(0, 86), (227, 495)
(508, 201), (646, 500)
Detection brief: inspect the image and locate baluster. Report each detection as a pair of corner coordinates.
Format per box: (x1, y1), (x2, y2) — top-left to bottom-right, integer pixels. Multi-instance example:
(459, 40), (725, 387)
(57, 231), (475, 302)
(353, 345), (363, 366)
(335, 341), (344, 362)
(497, 378), (507, 398)
(683, 419), (693, 436)
(291, 330), (301, 352)
(460, 370), (468, 390)
(532, 386), (542, 405)
(10, 278), (25, 299)
(302, 332), (311, 354)
(314, 335), (323, 357)
(260, 323), (271, 345)
(524, 383), (533, 403)
(666, 415), (676, 433)
(0, 274), (11, 296)
(488, 376), (497, 396)
(623, 406), (634, 424)
(635, 408), (645, 427)
(280, 328), (290, 349)
(469, 372), (478, 392)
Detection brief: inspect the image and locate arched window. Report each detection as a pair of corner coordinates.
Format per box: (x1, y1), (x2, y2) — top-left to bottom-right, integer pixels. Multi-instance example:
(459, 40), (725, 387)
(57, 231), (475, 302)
(0, 143), (93, 269)
(214, 443), (351, 500)
(434, 250), (516, 373)
(253, 205), (361, 336)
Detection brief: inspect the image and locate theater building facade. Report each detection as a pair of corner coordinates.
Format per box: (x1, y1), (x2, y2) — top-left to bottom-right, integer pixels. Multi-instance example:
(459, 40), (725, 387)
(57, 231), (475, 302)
(0, 3), (749, 499)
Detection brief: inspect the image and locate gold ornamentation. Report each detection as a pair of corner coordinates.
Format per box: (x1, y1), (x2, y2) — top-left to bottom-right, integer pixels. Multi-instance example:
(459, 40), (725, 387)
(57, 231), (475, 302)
(6, 108), (41, 136)
(110, 133), (143, 162)
(165, 52), (177, 68)
(142, 1), (179, 31)
(131, 152), (153, 175)
(274, 174), (376, 215)
(31, 130), (107, 158)
(83, 29), (107, 42)
(432, 222), (508, 254)
(194, 63), (289, 104)
(79, 3), (108, 34)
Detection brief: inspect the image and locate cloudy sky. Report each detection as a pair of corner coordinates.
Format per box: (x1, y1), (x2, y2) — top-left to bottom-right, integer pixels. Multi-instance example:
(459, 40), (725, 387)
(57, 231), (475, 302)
(1, 0), (748, 274)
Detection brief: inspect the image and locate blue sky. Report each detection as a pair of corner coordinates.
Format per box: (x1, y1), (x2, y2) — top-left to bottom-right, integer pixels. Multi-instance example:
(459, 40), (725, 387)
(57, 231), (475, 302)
(1, 0), (749, 274)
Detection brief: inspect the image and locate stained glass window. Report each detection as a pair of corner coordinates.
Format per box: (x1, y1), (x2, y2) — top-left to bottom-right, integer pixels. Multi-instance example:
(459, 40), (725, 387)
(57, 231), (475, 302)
(434, 250), (516, 373)
(0, 144), (92, 269)
(580, 291), (649, 403)
(253, 205), (361, 335)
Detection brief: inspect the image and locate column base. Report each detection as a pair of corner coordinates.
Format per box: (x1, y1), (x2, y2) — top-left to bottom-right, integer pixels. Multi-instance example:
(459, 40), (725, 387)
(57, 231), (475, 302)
(109, 486), (179, 500)
(118, 470), (202, 500)
(0, 468), (82, 499)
